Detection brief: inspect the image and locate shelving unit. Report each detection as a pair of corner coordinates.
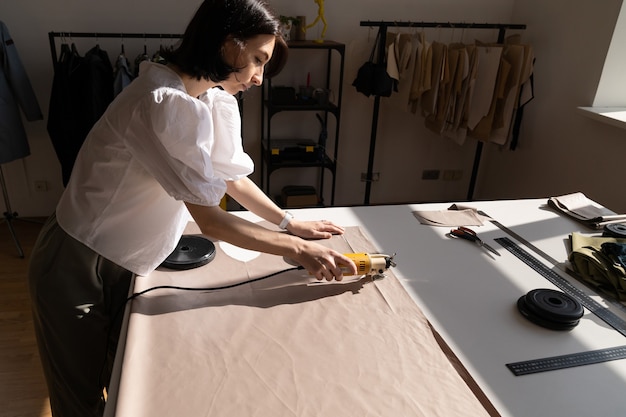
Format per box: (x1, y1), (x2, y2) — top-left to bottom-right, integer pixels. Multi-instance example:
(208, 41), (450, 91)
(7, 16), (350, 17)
(260, 40), (345, 207)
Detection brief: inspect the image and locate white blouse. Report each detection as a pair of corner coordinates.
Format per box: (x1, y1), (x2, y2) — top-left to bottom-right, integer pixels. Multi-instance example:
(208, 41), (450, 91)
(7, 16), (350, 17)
(56, 61), (253, 276)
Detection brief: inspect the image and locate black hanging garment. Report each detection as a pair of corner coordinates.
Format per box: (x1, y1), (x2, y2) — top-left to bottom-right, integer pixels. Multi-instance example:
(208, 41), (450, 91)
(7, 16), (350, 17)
(47, 43), (113, 185)
(0, 20), (43, 164)
(352, 30), (394, 98)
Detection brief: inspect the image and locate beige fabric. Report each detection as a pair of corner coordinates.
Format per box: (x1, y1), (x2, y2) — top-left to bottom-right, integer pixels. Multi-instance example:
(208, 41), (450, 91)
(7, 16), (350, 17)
(113, 225), (493, 417)
(548, 192), (626, 229)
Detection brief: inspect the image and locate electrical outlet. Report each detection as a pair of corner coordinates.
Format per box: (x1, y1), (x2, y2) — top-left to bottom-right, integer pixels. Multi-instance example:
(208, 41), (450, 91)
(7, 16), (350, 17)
(443, 170), (463, 181)
(422, 169), (440, 180)
(34, 180), (49, 192)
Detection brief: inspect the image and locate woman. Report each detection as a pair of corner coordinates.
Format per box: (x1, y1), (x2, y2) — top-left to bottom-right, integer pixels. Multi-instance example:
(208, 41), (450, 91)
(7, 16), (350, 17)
(28, 1), (357, 416)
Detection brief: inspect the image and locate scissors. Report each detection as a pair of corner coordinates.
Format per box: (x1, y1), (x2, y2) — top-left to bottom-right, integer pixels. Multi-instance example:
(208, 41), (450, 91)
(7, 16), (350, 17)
(449, 226), (501, 256)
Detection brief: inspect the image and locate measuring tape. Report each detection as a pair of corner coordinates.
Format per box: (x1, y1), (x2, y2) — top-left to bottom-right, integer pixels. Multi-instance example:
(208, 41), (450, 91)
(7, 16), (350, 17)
(495, 236), (626, 374)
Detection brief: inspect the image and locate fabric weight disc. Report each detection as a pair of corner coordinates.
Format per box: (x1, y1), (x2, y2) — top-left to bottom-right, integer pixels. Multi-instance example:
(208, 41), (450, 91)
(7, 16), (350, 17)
(523, 288), (584, 322)
(517, 293), (580, 331)
(604, 223), (626, 238)
(161, 235), (216, 270)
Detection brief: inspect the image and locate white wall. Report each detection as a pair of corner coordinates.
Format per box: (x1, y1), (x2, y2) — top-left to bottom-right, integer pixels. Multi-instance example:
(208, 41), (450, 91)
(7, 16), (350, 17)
(477, 0), (626, 213)
(593, 0), (626, 107)
(1, 0), (623, 216)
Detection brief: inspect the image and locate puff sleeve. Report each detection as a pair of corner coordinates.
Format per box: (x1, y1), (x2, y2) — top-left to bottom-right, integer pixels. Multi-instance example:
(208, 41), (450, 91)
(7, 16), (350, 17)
(119, 87), (252, 206)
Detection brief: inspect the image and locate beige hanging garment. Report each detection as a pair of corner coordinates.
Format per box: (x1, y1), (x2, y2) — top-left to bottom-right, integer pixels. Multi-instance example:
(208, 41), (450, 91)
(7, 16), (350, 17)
(408, 31), (431, 113)
(386, 32), (417, 112)
(420, 41), (447, 118)
(407, 33), (423, 111)
(507, 35), (535, 149)
(468, 45), (509, 141)
(469, 56), (508, 141)
(466, 43), (503, 131)
(442, 44), (467, 128)
(396, 33), (414, 77)
(425, 43), (457, 134)
(442, 43), (477, 145)
(507, 33), (534, 104)
(386, 31), (401, 83)
(489, 41), (525, 145)
(518, 42), (535, 108)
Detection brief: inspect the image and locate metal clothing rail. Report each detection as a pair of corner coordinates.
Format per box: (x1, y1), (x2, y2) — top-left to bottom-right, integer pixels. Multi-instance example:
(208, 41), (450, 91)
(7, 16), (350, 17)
(48, 31), (183, 69)
(46, 30), (252, 180)
(358, 21), (527, 205)
(48, 31), (249, 117)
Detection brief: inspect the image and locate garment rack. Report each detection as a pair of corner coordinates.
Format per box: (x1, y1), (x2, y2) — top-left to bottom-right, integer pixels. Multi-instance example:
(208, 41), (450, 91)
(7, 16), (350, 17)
(47, 30), (251, 198)
(50, 30), (254, 148)
(48, 31), (183, 69)
(48, 31), (249, 114)
(358, 21), (526, 205)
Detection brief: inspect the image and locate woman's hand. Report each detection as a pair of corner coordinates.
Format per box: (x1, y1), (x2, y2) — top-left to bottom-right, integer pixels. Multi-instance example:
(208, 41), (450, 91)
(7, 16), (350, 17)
(294, 241), (357, 281)
(286, 219), (345, 240)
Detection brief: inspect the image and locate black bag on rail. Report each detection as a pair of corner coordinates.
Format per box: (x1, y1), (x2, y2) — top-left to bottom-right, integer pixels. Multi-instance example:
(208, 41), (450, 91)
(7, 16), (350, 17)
(352, 31), (393, 97)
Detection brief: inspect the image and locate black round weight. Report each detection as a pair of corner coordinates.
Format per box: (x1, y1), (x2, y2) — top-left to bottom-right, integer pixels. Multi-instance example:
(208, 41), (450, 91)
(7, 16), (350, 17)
(524, 288), (584, 322)
(517, 289), (584, 331)
(603, 223), (626, 238)
(161, 235), (216, 270)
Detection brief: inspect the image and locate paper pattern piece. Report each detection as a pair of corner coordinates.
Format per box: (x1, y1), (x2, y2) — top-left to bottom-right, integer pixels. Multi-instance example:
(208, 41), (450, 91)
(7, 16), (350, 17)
(413, 208), (486, 227)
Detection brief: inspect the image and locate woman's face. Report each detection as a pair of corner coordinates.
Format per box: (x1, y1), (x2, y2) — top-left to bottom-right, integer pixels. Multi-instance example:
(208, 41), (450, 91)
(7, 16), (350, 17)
(220, 34), (276, 95)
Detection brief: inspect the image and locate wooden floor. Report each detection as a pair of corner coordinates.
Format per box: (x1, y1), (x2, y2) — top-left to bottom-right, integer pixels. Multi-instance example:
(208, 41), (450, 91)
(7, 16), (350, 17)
(0, 216), (52, 417)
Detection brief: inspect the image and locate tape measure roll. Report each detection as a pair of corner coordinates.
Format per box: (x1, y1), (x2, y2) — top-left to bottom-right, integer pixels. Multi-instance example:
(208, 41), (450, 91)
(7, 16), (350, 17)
(517, 288), (584, 331)
(161, 235), (216, 270)
(603, 223), (626, 239)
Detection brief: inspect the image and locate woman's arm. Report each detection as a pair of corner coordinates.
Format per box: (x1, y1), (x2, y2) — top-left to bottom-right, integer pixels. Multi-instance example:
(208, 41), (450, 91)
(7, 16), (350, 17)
(225, 177), (344, 239)
(185, 202), (357, 281)
(225, 176), (285, 225)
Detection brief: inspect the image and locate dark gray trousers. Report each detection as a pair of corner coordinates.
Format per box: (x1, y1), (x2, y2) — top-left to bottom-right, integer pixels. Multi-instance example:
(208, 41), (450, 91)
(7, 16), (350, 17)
(28, 213), (133, 417)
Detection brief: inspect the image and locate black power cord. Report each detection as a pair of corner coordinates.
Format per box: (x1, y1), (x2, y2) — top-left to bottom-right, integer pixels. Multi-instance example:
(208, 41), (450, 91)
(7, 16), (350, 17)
(100, 265), (304, 393)
(126, 266), (304, 302)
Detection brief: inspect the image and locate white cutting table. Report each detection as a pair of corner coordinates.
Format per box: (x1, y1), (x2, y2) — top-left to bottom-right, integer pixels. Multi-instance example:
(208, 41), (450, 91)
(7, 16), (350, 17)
(106, 198), (626, 417)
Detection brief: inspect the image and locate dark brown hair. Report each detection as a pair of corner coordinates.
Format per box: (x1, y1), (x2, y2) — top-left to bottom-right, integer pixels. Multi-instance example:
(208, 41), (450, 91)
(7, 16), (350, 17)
(162, 0), (288, 81)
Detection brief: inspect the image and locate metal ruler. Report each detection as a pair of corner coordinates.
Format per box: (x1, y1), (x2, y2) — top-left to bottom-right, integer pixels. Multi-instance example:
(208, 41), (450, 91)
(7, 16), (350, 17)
(495, 236), (626, 337)
(479, 211), (561, 265)
(495, 236), (626, 374)
(506, 345), (626, 376)
(482, 211), (626, 317)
